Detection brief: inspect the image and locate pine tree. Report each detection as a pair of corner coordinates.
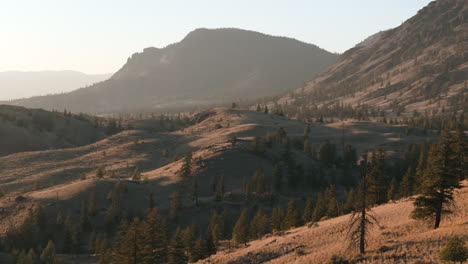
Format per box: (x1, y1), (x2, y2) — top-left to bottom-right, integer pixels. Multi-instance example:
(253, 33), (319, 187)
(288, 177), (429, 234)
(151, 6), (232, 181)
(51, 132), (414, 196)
(168, 228), (188, 264)
(114, 218), (145, 264)
(302, 197), (314, 223)
(142, 208), (168, 264)
(439, 236), (468, 264)
(271, 207), (285, 231)
(400, 167), (415, 197)
(347, 154), (378, 254)
(367, 149), (388, 205)
(40, 240), (57, 264)
(285, 200), (301, 229)
(312, 192), (327, 222)
(232, 209), (249, 245)
(132, 167), (141, 181)
(192, 236), (207, 262)
(170, 191), (182, 220)
(343, 187), (356, 213)
(178, 151), (193, 178)
(272, 165), (283, 193)
(88, 188), (97, 216)
(192, 174), (199, 206)
(387, 177), (399, 201)
(251, 136), (265, 153)
(17, 250), (26, 264)
(325, 185), (340, 218)
(454, 126), (467, 181)
(148, 193), (154, 212)
(411, 131), (461, 229)
(249, 209), (270, 239)
(26, 248), (38, 264)
(414, 146), (427, 192)
(80, 198), (90, 230)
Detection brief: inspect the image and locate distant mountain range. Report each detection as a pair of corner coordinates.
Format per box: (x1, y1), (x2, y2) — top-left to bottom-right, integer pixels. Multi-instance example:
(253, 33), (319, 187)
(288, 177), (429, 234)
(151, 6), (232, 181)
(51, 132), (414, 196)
(276, 0), (467, 117)
(0, 71), (111, 101)
(6, 28), (338, 113)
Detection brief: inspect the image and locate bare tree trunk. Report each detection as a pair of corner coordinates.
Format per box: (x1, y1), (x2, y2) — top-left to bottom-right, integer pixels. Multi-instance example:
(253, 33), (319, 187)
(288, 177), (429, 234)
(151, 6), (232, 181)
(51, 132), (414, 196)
(434, 190), (444, 229)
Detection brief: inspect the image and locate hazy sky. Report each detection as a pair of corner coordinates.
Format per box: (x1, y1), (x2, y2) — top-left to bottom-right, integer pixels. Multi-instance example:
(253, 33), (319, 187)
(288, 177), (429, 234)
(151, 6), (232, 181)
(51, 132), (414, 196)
(1, 0), (432, 74)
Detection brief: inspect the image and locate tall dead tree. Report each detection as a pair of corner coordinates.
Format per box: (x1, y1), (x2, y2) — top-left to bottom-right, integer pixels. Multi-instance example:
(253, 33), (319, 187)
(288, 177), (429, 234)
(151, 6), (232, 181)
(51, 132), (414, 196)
(347, 154), (379, 254)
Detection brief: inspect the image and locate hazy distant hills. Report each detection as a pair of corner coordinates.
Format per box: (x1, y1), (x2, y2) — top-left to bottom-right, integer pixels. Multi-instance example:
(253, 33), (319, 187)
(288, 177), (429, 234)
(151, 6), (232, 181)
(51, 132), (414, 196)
(0, 71), (111, 101)
(277, 0), (467, 116)
(7, 28), (338, 113)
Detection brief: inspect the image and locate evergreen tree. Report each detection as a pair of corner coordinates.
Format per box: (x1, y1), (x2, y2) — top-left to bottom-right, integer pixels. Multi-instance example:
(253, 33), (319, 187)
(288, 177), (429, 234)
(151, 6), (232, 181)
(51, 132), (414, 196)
(192, 174), (199, 206)
(343, 187), (356, 214)
(411, 131), (461, 229)
(26, 248), (38, 264)
(325, 185), (340, 218)
(387, 177), (399, 201)
(249, 209), (270, 239)
(178, 151), (193, 178)
(272, 165), (283, 193)
(148, 193), (154, 212)
(414, 146), (427, 192)
(88, 189), (97, 216)
(367, 149), (388, 205)
(302, 197), (314, 223)
(400, 167), (415, 197)
(285, 200), (301, 228)
(313, 192), (327, 222)
(192, 236), (208, 262)
(114, 218), (145, 264)
(343, 144), (358, 168)
(142, 209), (168, 264)
(40, 240), (56, 264)
(17, 250), (26, 264)
(347, 154), (378, 254)
(132, 167), (141, 181)
(271, 207), (285, 231)
(251, 136), (265, 153)
(232, 209), (249, 245)
(80, 198), (90, 230)
(454, 127), (467, 181)
(168, 228), (188, 264)
(170, 192), (182, 220)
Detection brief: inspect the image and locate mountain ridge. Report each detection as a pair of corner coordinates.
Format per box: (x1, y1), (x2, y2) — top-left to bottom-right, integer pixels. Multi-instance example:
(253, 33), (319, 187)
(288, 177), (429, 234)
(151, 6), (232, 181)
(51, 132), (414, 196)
(6, 28), (339, 113)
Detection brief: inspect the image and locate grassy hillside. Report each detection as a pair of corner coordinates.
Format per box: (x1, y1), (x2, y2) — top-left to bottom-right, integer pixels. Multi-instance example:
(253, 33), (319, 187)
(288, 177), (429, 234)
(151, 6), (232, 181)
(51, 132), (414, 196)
(196, 181), (468, 264)
(0, 105), (110, 157)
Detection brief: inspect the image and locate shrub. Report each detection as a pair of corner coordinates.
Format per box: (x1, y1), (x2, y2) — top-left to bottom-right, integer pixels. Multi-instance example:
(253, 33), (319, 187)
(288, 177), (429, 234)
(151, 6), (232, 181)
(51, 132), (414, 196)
(329, 255), (349, 264)
(440, 236), (468, 264)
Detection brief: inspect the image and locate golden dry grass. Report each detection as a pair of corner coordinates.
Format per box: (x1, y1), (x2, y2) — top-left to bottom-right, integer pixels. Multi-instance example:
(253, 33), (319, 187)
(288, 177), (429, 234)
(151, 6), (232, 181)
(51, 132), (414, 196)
(197, 181), (468, 264)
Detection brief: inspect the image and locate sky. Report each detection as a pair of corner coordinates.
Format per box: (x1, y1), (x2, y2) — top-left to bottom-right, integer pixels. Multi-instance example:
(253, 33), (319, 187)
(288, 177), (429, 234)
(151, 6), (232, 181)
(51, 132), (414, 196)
(0, 0), (432, 74)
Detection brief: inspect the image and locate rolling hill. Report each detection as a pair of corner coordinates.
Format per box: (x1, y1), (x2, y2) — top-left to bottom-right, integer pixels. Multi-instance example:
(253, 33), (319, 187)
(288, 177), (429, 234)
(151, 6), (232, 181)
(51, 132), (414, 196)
(0, 105), (109, 157)
(6, 28), (338, 113)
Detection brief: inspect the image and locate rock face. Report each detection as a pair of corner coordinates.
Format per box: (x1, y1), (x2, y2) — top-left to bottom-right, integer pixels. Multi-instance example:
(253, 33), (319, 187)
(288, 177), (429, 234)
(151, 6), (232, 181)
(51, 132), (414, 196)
(7, 28), (338, 113)
(277, 0), (467, 116)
